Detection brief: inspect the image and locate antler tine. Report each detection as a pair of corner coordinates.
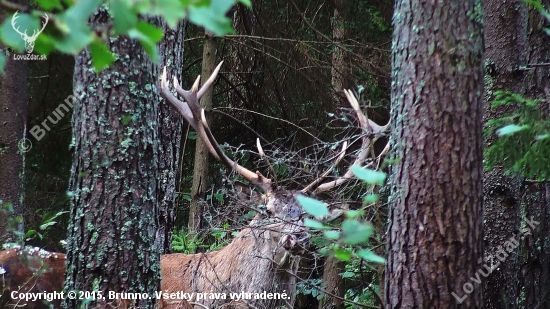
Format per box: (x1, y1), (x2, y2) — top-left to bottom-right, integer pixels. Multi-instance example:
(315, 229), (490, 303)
(172, 75), (202, 119)
(160, 68), (195, 128)
(256, 138), (265, 156)
(198, 61), (224, 99)
(11, 12), (26, 36)
(301, 141), (347, 194)
(32, 13), (48, 38)
(200, 109), (272, 193)
(160, 66), (221, 162)
(310, 89), (390, 195)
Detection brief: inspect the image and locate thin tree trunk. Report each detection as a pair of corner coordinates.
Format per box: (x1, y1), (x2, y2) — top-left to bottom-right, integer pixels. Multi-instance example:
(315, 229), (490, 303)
(189, 32), (217, 234)
(330, 0), (348, 107)
(0, 49), (28, 244)
(320, 0), (348, 308)
(386, 0), (484, 308)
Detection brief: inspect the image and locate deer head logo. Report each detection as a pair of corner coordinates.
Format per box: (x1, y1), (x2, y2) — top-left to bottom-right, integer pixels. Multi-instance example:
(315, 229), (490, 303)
(11, 11), (49, 54)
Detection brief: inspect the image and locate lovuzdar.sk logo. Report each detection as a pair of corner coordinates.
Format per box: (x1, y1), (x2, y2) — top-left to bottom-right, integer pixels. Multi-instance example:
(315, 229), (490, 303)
(11, 11), (48, 54)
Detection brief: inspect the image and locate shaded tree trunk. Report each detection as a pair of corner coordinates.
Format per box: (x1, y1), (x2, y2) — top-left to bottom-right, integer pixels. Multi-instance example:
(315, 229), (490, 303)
(0, 49), (28, 244)
(483, 0), (550, 307)
(64, 9), (184, 307)
(519, 2), (550, 307)
(155, 17), (186, 253)
(320, 0), (348, 308)
(330, 0), (349, 107)
(386, 0), (484, 308)
(189, 32), (217, 234)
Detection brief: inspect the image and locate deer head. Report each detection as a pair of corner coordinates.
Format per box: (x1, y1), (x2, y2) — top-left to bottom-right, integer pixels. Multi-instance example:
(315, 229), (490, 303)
(11, 11), (48, 54)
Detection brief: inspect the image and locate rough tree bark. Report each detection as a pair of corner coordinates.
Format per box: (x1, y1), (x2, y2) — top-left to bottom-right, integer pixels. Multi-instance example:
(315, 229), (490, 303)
(189, 32), (217, 234)
(64, 9), (184, 307)
(0, 50), (28, 244)
(386, 0), (484, 308)
(483, 0), (550, 307)
(519, 2), (550, 306)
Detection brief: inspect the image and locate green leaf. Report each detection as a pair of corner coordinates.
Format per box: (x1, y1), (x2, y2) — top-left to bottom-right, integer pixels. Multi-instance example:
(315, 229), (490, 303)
(214, 193), (224, 202)
(45, 211), (68, 222)
(149, 0), (188, 28)
(323, 230), (340, 240)
(36, 0), (63, 10)
(340, 271), (355, 278)
(66, 0), (101, 21)
(297, 195), (329, 217)
(110, 0), (138, 34)
(357, 249), (386, 264)
(364, 194), (379, 204)
(304, 218), (328, 230)
(52, 0), (100, 54)
(135, 21), (164, 43)
(334, 248), (352, 261)
(90, 41), (116, 71)
(351, 165), (386, 184)
(238, 0), (252, 6)
(40, 221), (57, 230)
(497, 124), (529, 136)
(188, 0), (236, 35)
(310, 235), (330, 248)
(345, 210), (364, 219)
(127, 22), (163, 62)
(341, 219), (373, 245)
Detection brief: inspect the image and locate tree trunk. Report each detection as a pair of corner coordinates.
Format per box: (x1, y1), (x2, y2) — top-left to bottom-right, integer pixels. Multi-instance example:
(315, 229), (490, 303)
(319, 0), (348, 308)
(386, 0), (484, 308)
(519, 2), (550, 307)
(0, 49), (28, 244)
(482, 0), (550, 307)
(330, 0), (348, 108)
(189, 32), (217, 234)
(155, 17), (186, 253)
(64, 9), (183, 307)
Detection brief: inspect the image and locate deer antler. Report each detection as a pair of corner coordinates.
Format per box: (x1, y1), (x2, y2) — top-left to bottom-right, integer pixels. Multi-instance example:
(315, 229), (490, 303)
(302, 89), (390, 195)
(11, 11), (48, 39)
(160, 62), (272, 194)
(30, 13), (48, 40)
(11, 12), (26, 37)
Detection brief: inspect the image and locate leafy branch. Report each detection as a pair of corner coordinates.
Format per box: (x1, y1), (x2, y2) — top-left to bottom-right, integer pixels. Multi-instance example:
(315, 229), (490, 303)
(0, 0), (250, 71)
(484, 90), (550, 181)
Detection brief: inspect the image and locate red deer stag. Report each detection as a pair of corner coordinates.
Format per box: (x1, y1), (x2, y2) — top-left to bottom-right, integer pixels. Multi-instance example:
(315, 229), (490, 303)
(0, 62), (389, 309)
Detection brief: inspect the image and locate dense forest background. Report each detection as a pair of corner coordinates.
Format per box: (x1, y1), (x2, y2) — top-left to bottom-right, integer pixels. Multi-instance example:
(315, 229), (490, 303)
(0, 0), (549, 308)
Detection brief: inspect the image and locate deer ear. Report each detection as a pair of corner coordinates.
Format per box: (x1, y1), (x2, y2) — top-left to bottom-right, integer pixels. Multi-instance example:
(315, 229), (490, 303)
(234, 182), (265, 205)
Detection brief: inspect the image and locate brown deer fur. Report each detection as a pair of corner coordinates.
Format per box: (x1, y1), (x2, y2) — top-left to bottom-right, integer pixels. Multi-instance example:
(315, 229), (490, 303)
(161, 190), (306, 308)
(0, 192), (306, 309)
(0, 246), (66, 309)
